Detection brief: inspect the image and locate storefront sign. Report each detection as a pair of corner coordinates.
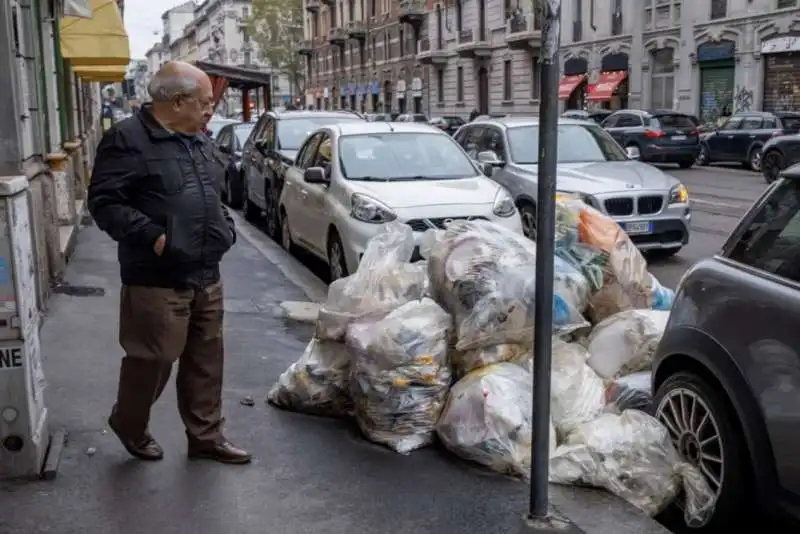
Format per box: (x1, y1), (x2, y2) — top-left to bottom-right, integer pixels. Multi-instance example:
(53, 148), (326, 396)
(411, 77), (423, 97)
(697, 40), (735, 62)
(762, 36), (800, 55)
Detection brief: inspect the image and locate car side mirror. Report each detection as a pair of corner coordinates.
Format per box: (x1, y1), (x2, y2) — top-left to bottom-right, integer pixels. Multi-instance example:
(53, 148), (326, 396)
(304, 166), (328, 184)
(625, 146), (640, 160)
(481, 162), (495, 177)
(477, 150), (504, 165)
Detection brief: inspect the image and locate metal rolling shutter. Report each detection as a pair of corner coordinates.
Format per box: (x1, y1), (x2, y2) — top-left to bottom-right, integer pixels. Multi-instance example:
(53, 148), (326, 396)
(763, 51), (800, 113)
(699, 65), (734, 124)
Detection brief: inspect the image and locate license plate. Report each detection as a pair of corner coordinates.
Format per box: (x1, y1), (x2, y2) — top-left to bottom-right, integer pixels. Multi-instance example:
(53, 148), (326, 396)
(624, 221), (653, 235)
(672, 135), (687, 140)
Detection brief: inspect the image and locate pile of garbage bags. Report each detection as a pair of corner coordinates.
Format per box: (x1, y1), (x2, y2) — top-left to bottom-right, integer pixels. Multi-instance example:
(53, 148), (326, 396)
(267, 196), (715, 525)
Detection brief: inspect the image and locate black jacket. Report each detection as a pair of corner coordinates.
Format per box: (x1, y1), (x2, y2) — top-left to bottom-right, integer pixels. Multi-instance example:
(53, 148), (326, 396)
(88, 105), (236, 289)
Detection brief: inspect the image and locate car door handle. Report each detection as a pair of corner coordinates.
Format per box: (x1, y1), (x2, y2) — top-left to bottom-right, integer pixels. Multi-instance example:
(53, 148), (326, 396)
(749, 135), (755, 138)
(727, 135), (734, 139)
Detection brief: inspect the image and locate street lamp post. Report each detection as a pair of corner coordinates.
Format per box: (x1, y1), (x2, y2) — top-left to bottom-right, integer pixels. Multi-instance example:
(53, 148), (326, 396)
(521, 1), (581, 532)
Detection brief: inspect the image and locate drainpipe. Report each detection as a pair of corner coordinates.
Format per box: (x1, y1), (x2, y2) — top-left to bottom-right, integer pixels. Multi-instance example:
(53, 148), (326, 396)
(51, 5), (68, 144)
(33, 0), (50, 151)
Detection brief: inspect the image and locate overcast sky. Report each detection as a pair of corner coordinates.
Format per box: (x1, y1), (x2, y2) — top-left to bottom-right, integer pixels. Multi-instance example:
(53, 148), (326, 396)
(125, 0), (190, 59)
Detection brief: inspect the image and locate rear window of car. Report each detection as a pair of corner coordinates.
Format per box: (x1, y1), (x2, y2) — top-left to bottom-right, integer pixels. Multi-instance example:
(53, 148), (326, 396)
(781, 116), (800, 131)
(649, 115), (697, 129)
(412, 115), (428, 122)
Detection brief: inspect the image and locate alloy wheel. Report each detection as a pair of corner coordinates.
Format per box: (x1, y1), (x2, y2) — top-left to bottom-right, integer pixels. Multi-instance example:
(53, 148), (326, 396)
(763, 152), (781, 183)
(696, 146), (708, 166)
(750, 149), (762, 172)
(521, 210), (537, 241)
(655, 387), (724, 521)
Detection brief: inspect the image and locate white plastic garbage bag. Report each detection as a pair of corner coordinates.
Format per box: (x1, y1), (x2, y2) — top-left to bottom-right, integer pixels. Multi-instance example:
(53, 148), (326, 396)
(437, 363), (556, 478)
(605, 372), (653, 413)
(550, 339), (606, 440)
(586, 309), (670, 379)
(347, 299), (453, 454)
(267, 337), (353, 417)
(451, 343), (529, 378)
(316, 222), (426, 341)
(549, 410), (716, 524)
(427, 220), (588, 352)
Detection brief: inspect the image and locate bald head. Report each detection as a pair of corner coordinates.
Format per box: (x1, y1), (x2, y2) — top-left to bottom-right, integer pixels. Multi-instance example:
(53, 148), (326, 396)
(148, 61), (211, 103)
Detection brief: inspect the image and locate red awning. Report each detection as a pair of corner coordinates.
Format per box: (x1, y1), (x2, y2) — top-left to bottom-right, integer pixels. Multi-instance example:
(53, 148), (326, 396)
(558, 74), (587, 100)
(587, 70), (628, 101)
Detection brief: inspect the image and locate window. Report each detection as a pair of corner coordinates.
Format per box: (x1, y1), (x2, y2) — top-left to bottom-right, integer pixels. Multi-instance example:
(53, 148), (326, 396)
(399, 29), (404, 56)
(763, 117), (778, 129)
(531, 57), (540, 99)
(277, 116), (361, 150)
(383, 32), (389, 60)
(457, 67), (464, 102)
(296, 133), (323, 168)
(338, 133), (478, 180)
(611, 0), (622, 35)
(740, 117), (764, 130)
(728, 180), (800, 283)
(455, 0), (463, 32)
(720, 116), (743, 130)
(780, 116), (800, 132)
(310, 134), (332, 169)
(455, 126), (486, 156)
(710, 0), (726, 19)
(648, 114), (697, 129)
(242, 7), (249, 18)
(503, 60), (512, 101)
(437, 69), (444, 103)
(478, 127), (506, 161)
(216, 129), (231, 147)
(777, 0), (796, 7)
(572, 0), (582, 41)
(615, 114), (642, 127)
(506, 124), (628, 165)
(234, 124), (255, 148)
(650, 48), (675, 110)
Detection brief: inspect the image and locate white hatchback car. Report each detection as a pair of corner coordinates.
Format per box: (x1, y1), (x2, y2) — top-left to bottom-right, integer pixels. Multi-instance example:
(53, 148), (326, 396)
(278, 122), (523, 280)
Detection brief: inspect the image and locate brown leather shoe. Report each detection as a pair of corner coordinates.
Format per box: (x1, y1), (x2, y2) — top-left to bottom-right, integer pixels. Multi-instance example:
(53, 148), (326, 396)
(188, 439), (252, 464)
(107, 416), (164, 461)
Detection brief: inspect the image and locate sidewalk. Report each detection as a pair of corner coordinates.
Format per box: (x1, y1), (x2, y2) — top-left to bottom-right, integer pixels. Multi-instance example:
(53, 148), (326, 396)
(0, 217), (669, 534)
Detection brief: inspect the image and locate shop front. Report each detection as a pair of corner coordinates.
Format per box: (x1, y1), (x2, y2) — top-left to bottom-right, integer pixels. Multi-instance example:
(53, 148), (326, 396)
(370, 80), (380, 111)
(396, 79), (407, 113)
(587, 53), (629, 110)
(697, 40), (735, 124)
(382, 80), (392, 112)
(762, 35), (800, 113)
(347, 83), (357, 110)
(559, 57), (588, 110)
(323, 87), (330, 110)
(411, 77), (423, 113)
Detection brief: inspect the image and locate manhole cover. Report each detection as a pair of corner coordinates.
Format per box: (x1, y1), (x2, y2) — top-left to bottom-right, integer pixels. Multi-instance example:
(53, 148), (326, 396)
(52, 284), (106, 297)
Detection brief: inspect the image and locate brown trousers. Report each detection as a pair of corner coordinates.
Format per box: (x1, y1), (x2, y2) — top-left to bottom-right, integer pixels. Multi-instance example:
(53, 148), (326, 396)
(114, 282), (225, 444)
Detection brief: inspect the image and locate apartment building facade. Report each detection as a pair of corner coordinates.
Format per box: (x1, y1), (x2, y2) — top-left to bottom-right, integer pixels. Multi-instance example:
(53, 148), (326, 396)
(300, 0), (431, 114)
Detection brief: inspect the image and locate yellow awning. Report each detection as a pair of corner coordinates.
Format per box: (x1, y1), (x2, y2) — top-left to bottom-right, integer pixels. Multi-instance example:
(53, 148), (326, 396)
(60, 0), (130, 67)
(74, 65), (127, 82)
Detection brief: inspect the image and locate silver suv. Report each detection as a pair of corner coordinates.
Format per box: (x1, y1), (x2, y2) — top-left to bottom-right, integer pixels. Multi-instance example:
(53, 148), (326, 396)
(453, 117), (692, 257)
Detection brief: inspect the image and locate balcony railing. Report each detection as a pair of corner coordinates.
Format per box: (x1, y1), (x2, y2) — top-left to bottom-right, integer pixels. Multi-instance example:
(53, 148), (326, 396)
(346, 20), (366, 38)
(305, 0), (321, 10)
(419, 38), (431, 53)
(328, 26), (347, 44)
(509, 14), (526, 33)
(398, 0), (425, 22)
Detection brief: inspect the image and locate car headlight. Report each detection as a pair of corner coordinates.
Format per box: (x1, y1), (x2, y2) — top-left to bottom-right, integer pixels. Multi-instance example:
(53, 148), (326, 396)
(557, 190), (599, 209)
(492, 188), (516, 217)
(350, 193), (396, 223)
(669, 184), (689, 204)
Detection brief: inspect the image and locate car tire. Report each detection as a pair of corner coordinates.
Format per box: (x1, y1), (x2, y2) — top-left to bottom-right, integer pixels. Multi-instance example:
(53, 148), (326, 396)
(696, 144), (710, 166)
(518, 202), (537, 241)
(747, 146), (763, 172)
(653, 371), (751, 533)
(678, 159), (694, 169)
(762, 150), (783, 184)
(279, 207), (294, 253)
(242, 178), (260, 223)
(228, 170), (244, 209)
(327, 230), (349, 283)
(264, 186), (280, 240)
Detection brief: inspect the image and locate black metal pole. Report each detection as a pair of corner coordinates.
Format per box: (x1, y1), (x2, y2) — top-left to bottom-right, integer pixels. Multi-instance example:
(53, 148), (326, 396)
(529, 0), (562, 520)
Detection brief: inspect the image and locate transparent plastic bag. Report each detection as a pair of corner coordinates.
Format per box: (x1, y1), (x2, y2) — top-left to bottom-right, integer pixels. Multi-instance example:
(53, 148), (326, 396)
(650, 275), (675, 311)
(437, 362), (556, 478)
(554, 256), (591, 314)
(550, 410), (715, 524)
(605, 372), (653, 413)
(550, 339), (606, 440)
(586, 309), (670, 379)
(267, 337), (353, 417)
(316, 222), (426, 341)
(452, 343), (529, 378)
(427, 220), (588, 352)
(347, 299), (453, 454)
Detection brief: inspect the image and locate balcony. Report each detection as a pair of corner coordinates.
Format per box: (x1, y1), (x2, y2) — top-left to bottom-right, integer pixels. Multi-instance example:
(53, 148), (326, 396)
(329, 26), (347, 46)
(504, 14), (541, 50)
(398, 0), (425, 25)
(455, 28), (491, 58)
(305, 0), (320, 12)
(346, 20), (366, 40)
(416, 37), (448, 65)
(297, 39), (313, 55)
(320, 0), (334, 5)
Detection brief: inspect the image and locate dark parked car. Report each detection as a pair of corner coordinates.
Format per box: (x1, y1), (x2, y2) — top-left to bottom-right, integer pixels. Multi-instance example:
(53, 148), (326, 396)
(394, 113), (429, 123)
(601, 109), (700, 168)
(561, 109), (612, 124)
(697, 111), (800, 172)
(429, 115), (466, 135)
(214, 122), (255, 208)
(761, 132), (800, 183)
(652, 163), (800, 533)
(240, 110), (364, 238)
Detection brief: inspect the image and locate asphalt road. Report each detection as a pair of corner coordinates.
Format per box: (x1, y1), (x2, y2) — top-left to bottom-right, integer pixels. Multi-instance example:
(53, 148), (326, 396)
(647, 163), (768, 288)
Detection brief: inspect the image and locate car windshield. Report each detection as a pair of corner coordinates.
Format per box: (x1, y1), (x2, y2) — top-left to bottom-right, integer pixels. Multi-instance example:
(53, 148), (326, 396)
(234, 124), (254, 147)
(507, 124), (628, 165)
(278, 117), (361, 150)
(339, 132), (477, 180)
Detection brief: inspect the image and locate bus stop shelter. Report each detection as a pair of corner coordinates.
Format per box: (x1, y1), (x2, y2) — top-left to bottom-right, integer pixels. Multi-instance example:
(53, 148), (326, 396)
(194, 60), (273, 122)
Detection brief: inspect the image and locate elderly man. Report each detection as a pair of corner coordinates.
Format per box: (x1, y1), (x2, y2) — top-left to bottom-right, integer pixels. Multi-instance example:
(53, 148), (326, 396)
(88, 61), (251, 464)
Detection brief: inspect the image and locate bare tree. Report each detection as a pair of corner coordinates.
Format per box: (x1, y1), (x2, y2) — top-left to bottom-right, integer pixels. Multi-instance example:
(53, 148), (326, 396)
(248, 0), (305, 97)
